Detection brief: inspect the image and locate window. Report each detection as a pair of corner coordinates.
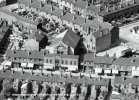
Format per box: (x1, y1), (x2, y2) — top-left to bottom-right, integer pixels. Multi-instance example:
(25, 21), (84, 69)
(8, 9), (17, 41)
(46, 59), (48, 63)
(39, 59), (42, 62)
(70, 61), (72, 65)
(74, 61), (76, 65)
(50, 59), (52, 63)
(65, 60), (68, 65)
(61, 60), (64, 64)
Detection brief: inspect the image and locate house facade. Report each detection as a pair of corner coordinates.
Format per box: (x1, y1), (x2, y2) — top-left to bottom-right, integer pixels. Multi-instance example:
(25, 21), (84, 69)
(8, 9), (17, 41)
(43, 54), (79, 71)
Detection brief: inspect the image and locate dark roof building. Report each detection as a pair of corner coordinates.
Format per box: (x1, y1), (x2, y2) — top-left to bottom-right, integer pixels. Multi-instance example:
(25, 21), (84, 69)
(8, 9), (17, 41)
(49, 29), (80, 55)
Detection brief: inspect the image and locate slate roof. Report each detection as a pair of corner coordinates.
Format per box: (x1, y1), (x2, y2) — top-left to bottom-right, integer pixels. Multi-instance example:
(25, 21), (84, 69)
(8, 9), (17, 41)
(34, 31), (45, 42)
(62, 0), (75, 4)
(51, 29), (80, 49)
(50, 8), (63, 17)
(61, 13), (75, 22)
(0, 70), (110, 86)
(74, 0), (88, 9)
(87, 4), (100, 13)
(30, 0), (41, 9)
(5, 49), (44, 59)
(113, 58), (139, 66)
(61, 13), (86, 26)
(0, 7), (38, 26)
(41, 4), (57, 14)
(50, 37), (62, 46)
(84, 53), (95, 62)
(62, 29), (80, 49)
(44, 53), (79, 59)
(99, 1), (139, 16)
(114, 77), (139, 86)
(72, 15), (86, 26)
(93, 56), (114, 64)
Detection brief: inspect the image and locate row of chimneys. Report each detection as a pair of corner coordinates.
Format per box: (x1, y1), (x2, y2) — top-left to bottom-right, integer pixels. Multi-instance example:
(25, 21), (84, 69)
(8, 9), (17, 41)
(104, 0), (135, 12)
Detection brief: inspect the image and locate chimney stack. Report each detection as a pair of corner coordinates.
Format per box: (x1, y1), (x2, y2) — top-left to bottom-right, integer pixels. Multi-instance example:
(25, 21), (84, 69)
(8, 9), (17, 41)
(28, 51), (31, 55)
(41, 1), (45, 7)
(41, 69), (44, 76)
(21, 68), (24, 75)
(73, 15), (76, 20)
(100, 31), (103, 37)
(31, 0), (33, 3)
(51, 6), (54, 12)
(31, 69), (34, 75)
(61, 11), (65, 16)
(2, 66), (5, 73)
(12, 69), (15, 74)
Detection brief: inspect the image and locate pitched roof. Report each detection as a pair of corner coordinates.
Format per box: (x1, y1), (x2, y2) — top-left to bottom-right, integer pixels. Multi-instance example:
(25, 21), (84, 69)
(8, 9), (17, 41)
(41, 4), (52, 13)
(50, 8), (63, 17)
(0, 70), (110, 86)
(62, 0), (75, 4)
(84, 53), (94, 62)
(62, 29), (80, 49)
(50, 37), (62, 46)
(61, 13), (75, 22)
(74, 0), (88, 9)
(87, 4), (100, 13)
(72, 15), (86, 26)
(113, 58), (139, 66)
(30, 0), (41, 9)
(41, 4), (57, 14)
(5, 49), (44, 59)
(99, 2), (139, 16)
(18, 0), (32, 6)
(34, 31), (45, 42)
(51, 29), (80, 49)
(114, 77), (139, 86)
(61, 13), (86, 26)
(82, 19), (113, 30)
(44, 53), (79, 59)
(93, 56), (114, 64)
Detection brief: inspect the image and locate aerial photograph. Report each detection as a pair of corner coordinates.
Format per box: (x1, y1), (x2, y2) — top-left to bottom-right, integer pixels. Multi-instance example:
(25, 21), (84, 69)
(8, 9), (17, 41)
(0, 0), (139, 100)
